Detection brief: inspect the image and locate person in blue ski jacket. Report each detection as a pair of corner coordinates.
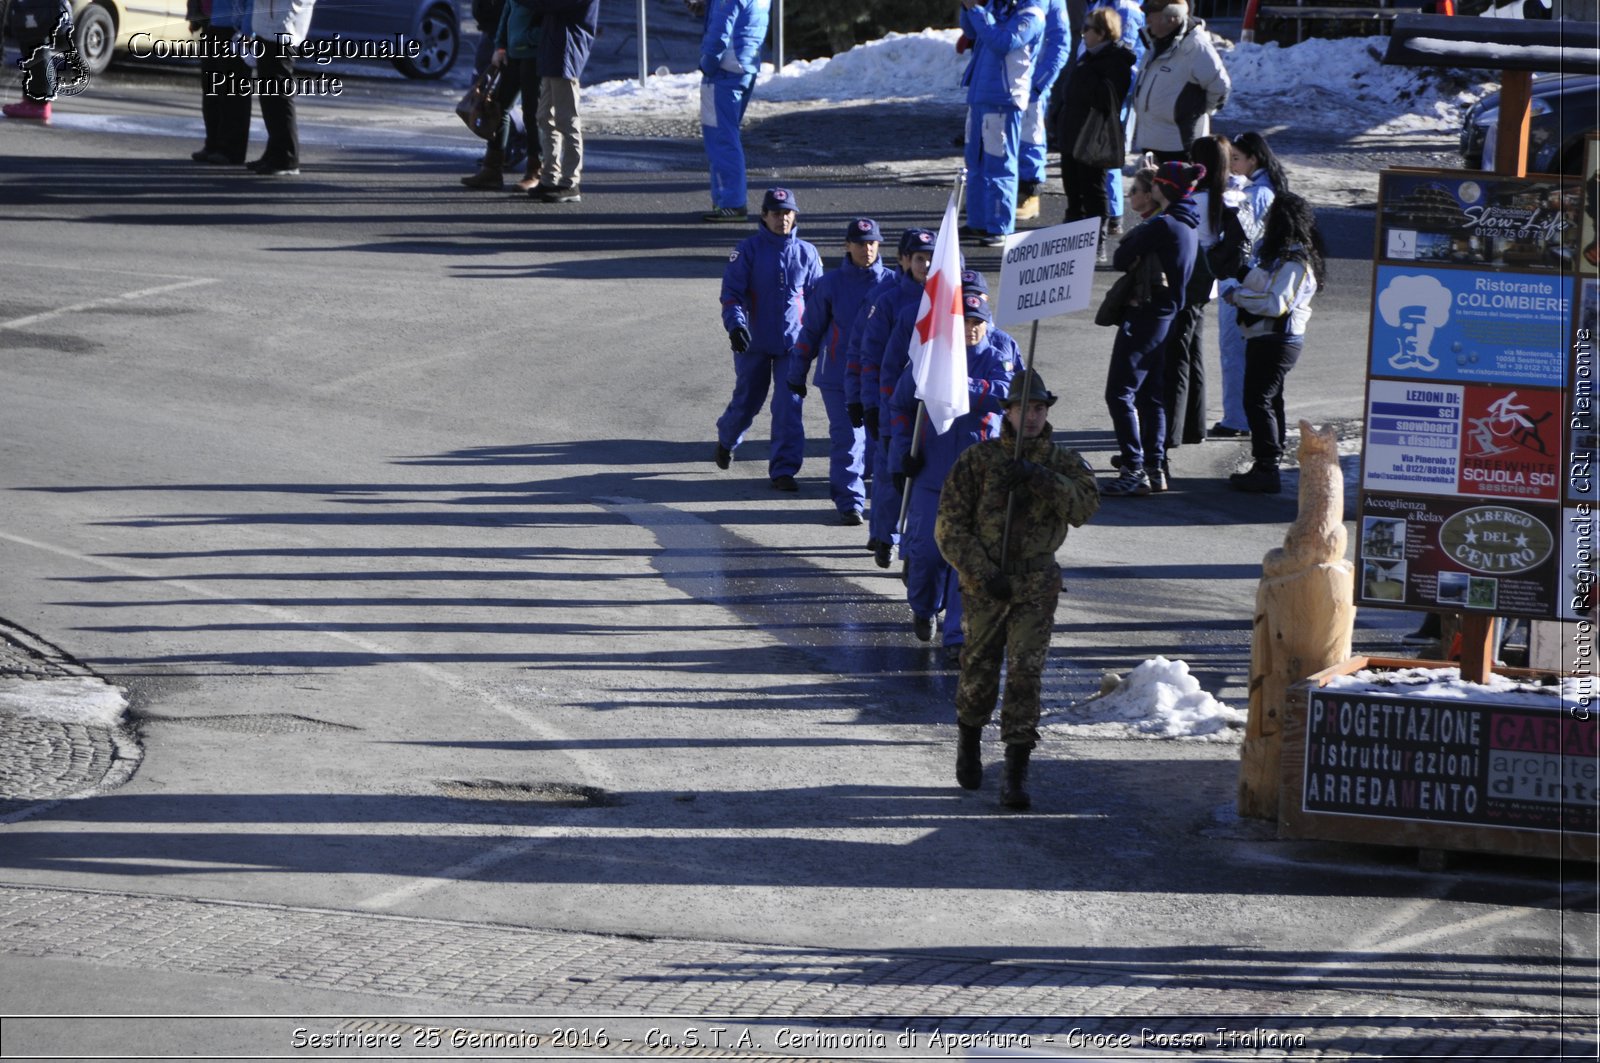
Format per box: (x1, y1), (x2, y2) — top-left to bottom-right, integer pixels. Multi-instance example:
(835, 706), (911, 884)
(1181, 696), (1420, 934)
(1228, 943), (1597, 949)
(696, 0), (770, 221)
(786, 217), (888, 524)
(713, 186), (823, 491)
(842, 229), (923, 426)
(1098, 160), (1201, 498)
(888, 286), (1016, 662)
(959, 0), (1045, 247)
(856, 230), (936, 565)
(1016, 0), (1071, 221)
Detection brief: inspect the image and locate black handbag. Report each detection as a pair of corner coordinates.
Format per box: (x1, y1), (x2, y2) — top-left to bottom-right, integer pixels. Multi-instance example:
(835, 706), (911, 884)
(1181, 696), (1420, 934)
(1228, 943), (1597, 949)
(1071, 83), (1125, 170)
(1095, 264), (1143, 326)
(455, 63), (503, 141)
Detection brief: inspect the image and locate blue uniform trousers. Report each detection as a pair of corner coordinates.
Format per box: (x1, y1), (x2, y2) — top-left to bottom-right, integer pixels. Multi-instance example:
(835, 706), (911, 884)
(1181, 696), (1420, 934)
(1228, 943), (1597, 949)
(964, 104), (1022, 237)
(818, 385), (866, 515)
(701, 73), (755, 210)
(867, 438), (901, 547)
(717, 350), (805, 478)
(1105, 312), (1173, 470)
(904, 482), (964, 647)
(1020, 92), (1049, 185)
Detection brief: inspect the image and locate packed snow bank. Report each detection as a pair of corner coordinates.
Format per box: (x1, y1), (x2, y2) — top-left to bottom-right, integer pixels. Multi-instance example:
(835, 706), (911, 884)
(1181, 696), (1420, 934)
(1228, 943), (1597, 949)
(584, 29), (1495, 135)
(0, 677), (128, 727)
(1324, 666), (1594, 711)
(1045, 656), (1245, 740)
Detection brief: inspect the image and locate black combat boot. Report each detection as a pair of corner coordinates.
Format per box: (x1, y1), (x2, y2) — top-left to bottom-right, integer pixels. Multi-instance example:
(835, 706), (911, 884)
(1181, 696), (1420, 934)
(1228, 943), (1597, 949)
(1000, 743), (1033, 810)
(956, 723), (983, 790)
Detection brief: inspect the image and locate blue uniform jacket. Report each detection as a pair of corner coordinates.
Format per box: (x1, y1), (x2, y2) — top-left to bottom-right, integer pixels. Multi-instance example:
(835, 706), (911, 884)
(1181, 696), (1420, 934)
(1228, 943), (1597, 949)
(960, 0), (1046, 110)
(721, 224), (823, 357)
(841, 269), (900, 407)
(858, 272), (927, 419)
(1033, 0), (1072, 98)
(788, 256), (888, 391)
(1110, 195), (1200, 319)
(887, 335), (1016, 479)
(700, 0), (769, 78)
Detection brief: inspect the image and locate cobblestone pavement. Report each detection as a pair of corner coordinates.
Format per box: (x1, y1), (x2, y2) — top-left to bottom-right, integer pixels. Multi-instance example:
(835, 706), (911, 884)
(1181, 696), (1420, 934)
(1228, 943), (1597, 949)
(0, 624), (141, 818)
(0, 883), (1588, 1058)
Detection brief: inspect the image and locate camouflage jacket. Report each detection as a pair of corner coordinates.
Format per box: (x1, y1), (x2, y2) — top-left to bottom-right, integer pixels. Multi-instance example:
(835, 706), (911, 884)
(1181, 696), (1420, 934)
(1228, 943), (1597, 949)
(934, 420), (1099, 587)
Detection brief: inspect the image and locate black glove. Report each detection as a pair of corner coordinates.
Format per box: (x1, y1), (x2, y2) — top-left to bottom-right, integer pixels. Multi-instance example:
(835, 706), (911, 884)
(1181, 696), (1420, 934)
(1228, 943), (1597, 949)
(984, 572), (1012, 601)
(729, 326), (751, 353)
(1000, 458), (1047, 492)
(847, 402), (865, 428)
(893, 472), (907, 493)
(902, 452), (925, 479)
(864, 408), (880, 441)
(788, 379), (807, 398)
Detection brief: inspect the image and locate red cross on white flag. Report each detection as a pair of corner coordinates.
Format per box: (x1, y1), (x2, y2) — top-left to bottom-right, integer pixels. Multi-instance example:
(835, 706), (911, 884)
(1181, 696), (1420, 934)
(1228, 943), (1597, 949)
(909, 183), (969, 436)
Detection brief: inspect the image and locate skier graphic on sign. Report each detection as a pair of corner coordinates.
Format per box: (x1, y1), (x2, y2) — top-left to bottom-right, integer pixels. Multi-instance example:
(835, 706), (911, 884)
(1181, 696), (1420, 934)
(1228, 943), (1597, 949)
(1467, 391), (1553, 457)
(1378, 274), (1452, 374)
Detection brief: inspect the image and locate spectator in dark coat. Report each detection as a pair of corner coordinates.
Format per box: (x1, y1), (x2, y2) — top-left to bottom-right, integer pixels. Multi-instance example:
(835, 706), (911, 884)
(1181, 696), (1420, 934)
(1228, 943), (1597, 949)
(1053, 6), (1135, 238)
(526, 0), (598, 202)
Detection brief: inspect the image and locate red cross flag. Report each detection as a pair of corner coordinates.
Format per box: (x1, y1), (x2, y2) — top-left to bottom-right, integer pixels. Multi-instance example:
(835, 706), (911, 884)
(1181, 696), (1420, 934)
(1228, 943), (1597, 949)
(909, 185), (969, 436)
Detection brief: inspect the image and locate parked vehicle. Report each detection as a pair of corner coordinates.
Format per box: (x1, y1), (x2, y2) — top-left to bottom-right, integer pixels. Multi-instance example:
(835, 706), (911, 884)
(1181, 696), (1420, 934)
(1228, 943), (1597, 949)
(66, 0), (460, 79)
(1460, 73), (1598, 176)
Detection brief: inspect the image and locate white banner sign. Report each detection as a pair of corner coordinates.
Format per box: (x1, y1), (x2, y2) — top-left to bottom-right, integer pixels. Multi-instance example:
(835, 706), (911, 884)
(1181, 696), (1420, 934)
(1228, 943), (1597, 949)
(994, 218), (1101, 327)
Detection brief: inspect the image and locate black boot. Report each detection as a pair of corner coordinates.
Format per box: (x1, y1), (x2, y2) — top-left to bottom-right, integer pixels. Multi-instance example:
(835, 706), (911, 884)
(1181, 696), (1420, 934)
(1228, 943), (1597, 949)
(461, 146), (505, 189)
(956, 723), (983, 790)
(1000, 743), (1033, 810)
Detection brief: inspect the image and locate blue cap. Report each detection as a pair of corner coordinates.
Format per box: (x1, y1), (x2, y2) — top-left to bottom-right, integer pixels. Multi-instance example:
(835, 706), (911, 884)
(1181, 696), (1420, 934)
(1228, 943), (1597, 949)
(846, 217), (882, 244)
(961, 268), (988, 296)
(899, 228), (936, 257)
(761, 187), (799, 214)
(961, 291), (992, 324)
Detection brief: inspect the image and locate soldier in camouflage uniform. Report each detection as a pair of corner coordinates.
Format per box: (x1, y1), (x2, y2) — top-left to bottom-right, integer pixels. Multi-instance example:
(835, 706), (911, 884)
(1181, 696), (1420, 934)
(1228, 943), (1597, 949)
(934, 371), (1099, 809)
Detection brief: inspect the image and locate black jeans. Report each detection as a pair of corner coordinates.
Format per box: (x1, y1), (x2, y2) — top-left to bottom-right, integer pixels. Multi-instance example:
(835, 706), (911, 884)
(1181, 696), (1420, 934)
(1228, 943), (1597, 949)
(255, 40), (299, 164)
(1164, 299), (1208, 448)
(492, 56), (539, 154)
(1243, 332), (1303, 467)
(200, 26), (252, 162)
(1062, 156), (1109, 224)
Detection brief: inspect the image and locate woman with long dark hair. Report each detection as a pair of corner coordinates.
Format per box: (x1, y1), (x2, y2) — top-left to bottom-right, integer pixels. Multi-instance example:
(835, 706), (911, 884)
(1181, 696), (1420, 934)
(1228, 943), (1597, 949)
(1221, 191), (1324, 494)
(1212, 129), (1287, 439)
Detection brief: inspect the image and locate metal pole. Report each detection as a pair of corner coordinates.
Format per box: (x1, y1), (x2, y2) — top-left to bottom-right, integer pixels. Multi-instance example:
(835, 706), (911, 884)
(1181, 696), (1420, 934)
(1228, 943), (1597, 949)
(637, 0), (648, 86)
(997, 319), (1041, 571)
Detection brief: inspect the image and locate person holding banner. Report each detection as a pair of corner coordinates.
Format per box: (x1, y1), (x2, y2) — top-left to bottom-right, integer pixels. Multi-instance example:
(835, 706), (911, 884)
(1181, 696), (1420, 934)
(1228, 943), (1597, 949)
(889, 285), (1016, 664)
(712, 186), (823, 491)
(786, 217), (889, 525)
(935, 373), (1100, 809)
(959, 0), (1047, 248)
(1099, 160), (1201, 497)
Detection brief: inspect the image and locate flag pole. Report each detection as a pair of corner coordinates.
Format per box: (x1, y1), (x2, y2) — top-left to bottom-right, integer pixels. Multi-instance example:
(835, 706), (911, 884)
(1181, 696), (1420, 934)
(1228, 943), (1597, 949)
(998, 318), (1041, 571)
(895, 167), (967, 543)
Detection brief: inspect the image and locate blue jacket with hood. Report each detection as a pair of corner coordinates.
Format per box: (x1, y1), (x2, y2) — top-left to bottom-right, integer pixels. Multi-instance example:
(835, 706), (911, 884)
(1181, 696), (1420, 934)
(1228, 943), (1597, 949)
(788, 255), (889, 391)
(721, 221), (823, 357)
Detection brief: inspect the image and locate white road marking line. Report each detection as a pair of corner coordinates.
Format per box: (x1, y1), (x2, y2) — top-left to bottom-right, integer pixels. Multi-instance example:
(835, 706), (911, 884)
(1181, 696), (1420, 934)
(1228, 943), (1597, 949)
(1, 278), (216, 331)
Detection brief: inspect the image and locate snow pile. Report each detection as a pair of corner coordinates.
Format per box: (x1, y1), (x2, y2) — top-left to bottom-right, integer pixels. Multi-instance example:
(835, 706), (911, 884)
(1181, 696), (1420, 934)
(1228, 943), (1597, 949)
(1325, 666), (1594, 711)
(1046, 656), (1245, 740)
(0, 677), (128, 727)
(584, 30), (1494, 134)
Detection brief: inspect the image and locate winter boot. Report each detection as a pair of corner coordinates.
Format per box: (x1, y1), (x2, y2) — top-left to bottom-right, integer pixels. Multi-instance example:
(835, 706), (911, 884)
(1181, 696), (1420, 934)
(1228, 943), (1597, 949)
(1000, 743), (1033, 810)
(1228, 462), (1282, 494)
(461, 147), (505, 189)
(1015, 180), (1041, 221)
(956, 723), (983, 790)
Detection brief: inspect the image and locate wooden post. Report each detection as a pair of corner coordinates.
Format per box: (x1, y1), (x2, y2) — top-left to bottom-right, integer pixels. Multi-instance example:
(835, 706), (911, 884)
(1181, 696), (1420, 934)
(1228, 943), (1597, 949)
(1239, 422), (1356, 820)
(1457, 615), (1497, 684)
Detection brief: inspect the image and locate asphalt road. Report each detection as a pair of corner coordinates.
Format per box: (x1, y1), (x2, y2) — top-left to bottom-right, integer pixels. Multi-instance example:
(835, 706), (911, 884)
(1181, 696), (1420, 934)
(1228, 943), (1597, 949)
(0, 54), (1594, 1056)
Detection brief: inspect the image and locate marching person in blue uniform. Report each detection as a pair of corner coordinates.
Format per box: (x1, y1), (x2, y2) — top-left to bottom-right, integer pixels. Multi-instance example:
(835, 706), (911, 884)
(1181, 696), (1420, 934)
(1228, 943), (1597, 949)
(696, 0), (771, 222)
(786, 217), (888, 524)
(959, 0), (1046, 247)
(856, 229), (936, 565)
(889, 284), (1016, 664)
(713, 187), (824, 491)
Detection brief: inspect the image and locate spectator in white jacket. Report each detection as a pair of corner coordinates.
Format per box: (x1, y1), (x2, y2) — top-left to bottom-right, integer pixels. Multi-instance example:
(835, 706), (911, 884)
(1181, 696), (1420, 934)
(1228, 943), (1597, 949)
(1131, 0), (1228, 165)
(249, 0), (315, 175)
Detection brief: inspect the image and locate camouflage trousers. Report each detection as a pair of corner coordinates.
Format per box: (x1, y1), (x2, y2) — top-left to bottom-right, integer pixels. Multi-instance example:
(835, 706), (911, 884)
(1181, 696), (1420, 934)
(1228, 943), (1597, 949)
(954, 570), (1060, 746)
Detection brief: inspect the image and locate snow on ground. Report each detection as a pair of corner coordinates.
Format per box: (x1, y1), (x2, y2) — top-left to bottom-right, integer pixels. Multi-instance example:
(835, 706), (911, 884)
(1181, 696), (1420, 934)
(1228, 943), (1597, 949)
(584, 28), (1496, 137)
(1325, 666), (1594, 711)
(1044, 656), (1246, 740)
(0, 677), (128, 727)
